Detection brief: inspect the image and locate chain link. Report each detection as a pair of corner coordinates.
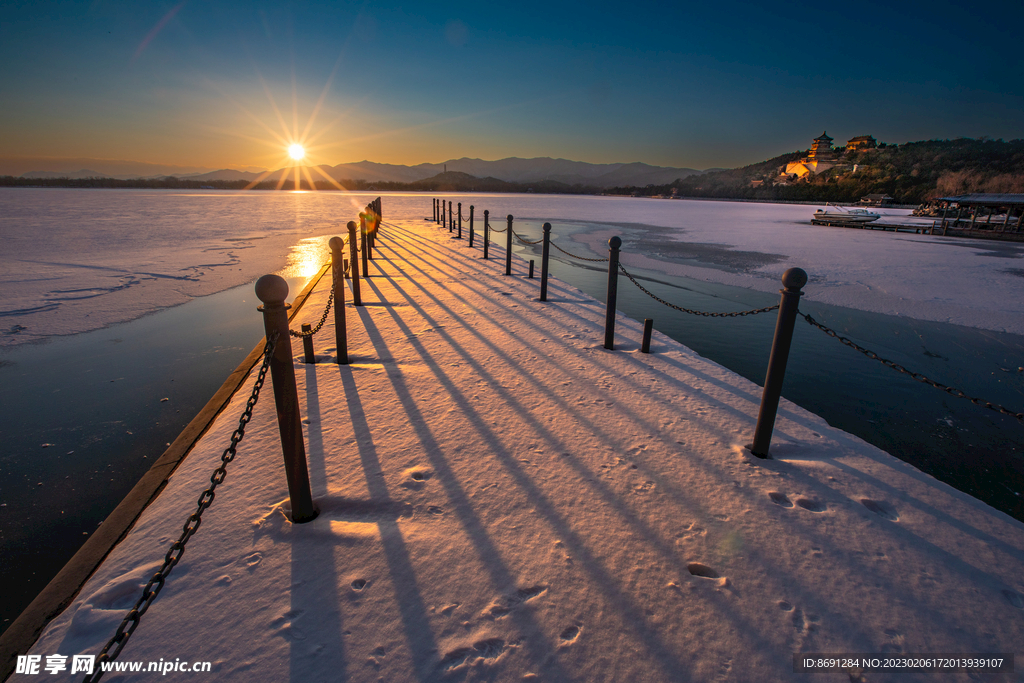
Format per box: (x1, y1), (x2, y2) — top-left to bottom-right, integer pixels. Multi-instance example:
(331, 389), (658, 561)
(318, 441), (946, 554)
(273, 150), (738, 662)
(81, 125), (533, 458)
(618, 263), (780, 317)
(82, 332), (280, 682)
(489, 224), (507, 233)
(290, 287), (333, 338)
(512, 230), (544, 245)
(801, 313), (1024, 424)
(549, 240), (609, 262)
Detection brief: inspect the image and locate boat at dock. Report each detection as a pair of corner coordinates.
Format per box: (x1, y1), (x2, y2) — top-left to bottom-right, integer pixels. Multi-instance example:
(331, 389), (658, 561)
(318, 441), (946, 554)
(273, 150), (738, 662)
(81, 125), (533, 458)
(813, 203), (880, 223)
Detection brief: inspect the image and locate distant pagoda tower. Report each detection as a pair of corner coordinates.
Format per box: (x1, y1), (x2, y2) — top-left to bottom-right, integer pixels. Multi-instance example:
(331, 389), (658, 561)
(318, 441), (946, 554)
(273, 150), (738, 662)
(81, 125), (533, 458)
(807, 131), (836, 161)
(784, 130), (844, 179)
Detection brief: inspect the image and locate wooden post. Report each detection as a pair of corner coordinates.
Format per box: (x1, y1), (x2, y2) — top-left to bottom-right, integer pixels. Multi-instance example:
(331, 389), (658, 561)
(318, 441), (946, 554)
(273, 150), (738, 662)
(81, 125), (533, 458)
(468, 205), (475, 248)
(254, 275), (317, 523)
(505, 215), (513, 275)
(604, 237), (621, 350)
(457, 202), (463, 239)
(347, 221), (362, 306)
(330, 236), (348, 365)
(748, 268), (808, 459)
(449, 201), (453, 233)
(540, 222), (551, 302)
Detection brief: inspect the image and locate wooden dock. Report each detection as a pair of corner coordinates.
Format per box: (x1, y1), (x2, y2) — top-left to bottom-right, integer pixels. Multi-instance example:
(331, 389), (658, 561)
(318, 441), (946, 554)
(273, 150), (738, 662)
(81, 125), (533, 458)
(811, 218), (1024, 242)
(810, 218), (933, 234)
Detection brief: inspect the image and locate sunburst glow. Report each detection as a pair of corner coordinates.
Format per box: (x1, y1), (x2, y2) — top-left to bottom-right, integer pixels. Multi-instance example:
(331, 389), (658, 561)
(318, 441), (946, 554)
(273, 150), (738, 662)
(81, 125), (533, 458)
(228, 63), (367, 197)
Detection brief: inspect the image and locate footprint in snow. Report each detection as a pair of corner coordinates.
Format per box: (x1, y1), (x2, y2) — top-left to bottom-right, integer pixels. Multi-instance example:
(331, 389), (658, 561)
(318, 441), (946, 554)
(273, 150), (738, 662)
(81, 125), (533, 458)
(439, 638), (508, 671)
(687, 563), (719, 579)
(400, 467), (433, 490)
(484, 585), (548, 618)
(1002, 589), (1023, 609)
(271, 610), (306, 641)
(559, 624), (582, 645)
(795, 498), (826, 512)
(769, 492), (794, 508)
(860, 498), (899, 521)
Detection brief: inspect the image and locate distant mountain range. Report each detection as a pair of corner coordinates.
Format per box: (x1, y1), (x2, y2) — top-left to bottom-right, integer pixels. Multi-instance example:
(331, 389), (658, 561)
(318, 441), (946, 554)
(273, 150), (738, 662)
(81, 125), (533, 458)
(20, 157), (705, 189)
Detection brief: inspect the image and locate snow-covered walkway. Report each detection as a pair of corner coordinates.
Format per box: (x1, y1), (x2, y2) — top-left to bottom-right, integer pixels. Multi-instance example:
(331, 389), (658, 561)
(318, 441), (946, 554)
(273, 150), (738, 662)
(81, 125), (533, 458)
(19, 219), (1024, 682)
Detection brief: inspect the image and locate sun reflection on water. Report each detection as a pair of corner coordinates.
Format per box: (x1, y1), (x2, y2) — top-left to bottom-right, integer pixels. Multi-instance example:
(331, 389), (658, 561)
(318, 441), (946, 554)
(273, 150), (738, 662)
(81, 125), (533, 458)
(281, 235), (333, 286)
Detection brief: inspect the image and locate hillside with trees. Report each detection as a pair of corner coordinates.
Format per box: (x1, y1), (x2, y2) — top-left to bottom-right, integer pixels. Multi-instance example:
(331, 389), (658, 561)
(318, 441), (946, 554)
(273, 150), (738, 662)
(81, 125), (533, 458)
(607, 138), (1024, 204)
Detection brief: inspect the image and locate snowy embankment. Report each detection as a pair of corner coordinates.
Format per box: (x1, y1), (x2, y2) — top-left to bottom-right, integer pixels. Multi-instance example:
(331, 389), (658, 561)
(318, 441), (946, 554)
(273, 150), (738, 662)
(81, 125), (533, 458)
(17, 219), (1024, 682)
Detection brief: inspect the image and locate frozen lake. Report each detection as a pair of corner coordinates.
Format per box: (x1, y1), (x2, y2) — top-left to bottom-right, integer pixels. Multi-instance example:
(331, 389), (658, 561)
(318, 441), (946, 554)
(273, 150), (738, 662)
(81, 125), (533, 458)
(5, 189), (1024, 346)
(1, 188), (1023, 634)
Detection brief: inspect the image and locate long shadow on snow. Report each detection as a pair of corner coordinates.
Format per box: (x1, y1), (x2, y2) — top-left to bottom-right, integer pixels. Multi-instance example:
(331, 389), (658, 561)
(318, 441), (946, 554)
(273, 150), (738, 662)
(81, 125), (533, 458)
(348, 284), (576, 682)
(382, 224), (1007, 667)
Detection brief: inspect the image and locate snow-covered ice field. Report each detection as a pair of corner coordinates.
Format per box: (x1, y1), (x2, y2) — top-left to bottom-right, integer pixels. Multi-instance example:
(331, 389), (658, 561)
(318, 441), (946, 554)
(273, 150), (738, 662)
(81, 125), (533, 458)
(14, 217), (1024, 682)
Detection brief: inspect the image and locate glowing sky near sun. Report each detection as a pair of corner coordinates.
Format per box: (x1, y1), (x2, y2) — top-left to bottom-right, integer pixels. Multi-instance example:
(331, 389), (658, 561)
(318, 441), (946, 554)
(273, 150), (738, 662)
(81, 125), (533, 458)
(0, 0), (1021, 176)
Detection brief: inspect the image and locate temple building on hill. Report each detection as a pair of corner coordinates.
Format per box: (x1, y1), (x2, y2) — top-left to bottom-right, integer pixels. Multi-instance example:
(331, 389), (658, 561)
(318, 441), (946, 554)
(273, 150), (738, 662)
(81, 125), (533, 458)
(782, 131), (875, 179)
(785, 131), (838, 178)
(846, 135), (877, 152)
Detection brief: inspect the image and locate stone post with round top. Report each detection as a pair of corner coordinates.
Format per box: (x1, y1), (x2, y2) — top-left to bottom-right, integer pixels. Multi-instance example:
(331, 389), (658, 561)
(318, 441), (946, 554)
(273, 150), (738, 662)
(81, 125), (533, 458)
(347, 221), (362, 306)
(254, 275), (317, 523)
(749, 268), (808, 458)
(359, 213), (369, 275)
(329, 236), (348, 364)
(540, 222), (552, 301)
(604, 236), (621, 350)
(505, 215), (514, 275)
(483, 210), (490, 259)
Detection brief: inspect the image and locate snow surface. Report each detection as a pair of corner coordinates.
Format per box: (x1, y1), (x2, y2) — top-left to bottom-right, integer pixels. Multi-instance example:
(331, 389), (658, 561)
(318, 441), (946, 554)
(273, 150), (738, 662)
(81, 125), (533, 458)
(18, 217), (1024, 682)
(5, 190), (1024, 349)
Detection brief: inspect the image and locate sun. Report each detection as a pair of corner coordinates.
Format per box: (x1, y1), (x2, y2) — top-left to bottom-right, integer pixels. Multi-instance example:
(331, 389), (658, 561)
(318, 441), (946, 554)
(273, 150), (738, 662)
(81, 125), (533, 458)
(288, 144), (305, 161)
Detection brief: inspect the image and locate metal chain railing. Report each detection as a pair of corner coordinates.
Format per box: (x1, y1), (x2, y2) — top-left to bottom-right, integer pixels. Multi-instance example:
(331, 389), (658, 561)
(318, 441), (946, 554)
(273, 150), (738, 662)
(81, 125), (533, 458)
(618, 262), (780, 317)
(82, 332), (280, 682)
(489, 223), (507, 233)
(290, 287), (333, 338)
(512, 230), (543, 245)
(801, 313), (1024, 424)
(550, 240), (609, 262)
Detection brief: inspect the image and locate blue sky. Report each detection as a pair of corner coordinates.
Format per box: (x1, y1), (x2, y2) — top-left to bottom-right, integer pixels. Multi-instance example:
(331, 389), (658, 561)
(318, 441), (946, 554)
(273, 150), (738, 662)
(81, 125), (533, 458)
(1, 0), (1021, 174)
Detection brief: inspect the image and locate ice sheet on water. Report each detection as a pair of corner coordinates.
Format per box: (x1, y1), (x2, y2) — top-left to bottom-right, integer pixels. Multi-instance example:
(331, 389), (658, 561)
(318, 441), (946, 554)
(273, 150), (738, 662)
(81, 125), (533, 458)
(4, 189), (1024, 346)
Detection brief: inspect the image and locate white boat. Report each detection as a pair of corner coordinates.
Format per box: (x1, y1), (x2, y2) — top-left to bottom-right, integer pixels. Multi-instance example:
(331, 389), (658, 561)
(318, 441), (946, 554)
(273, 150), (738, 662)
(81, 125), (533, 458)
(813, 203), (880, 223)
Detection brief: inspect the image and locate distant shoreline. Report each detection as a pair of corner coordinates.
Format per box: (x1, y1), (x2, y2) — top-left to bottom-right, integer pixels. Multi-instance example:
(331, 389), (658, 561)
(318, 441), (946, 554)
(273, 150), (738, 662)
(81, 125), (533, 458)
(0, 180), (919, 208)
